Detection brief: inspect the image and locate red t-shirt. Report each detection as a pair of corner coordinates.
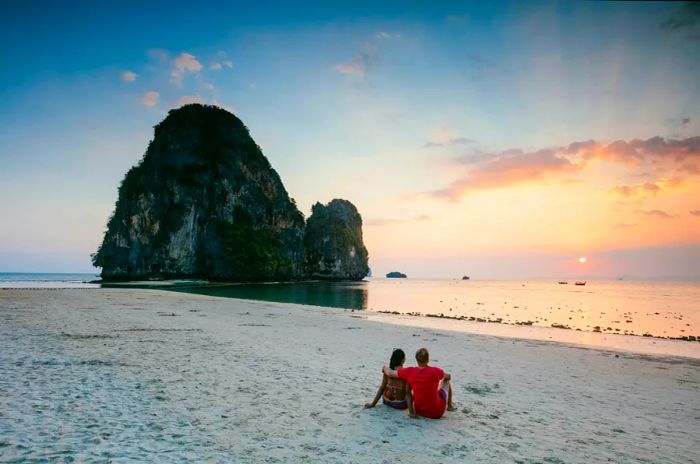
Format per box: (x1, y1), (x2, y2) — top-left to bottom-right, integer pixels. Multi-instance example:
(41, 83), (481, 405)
(397, 366), (446, 419)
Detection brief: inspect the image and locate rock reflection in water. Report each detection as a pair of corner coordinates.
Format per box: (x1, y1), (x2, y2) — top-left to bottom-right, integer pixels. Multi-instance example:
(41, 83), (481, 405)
(165, 281), (369, 310)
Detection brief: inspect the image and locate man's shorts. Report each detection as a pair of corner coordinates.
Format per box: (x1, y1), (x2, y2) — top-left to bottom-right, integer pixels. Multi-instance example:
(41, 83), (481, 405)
(437, 387), (448, 411)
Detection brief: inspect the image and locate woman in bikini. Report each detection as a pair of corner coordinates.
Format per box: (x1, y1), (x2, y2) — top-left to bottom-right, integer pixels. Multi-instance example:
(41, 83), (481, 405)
(364, 349), (410, 410)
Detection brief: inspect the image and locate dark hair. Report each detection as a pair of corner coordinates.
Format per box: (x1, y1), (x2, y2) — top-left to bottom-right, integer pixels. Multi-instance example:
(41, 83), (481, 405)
(389, 349), (405, 370)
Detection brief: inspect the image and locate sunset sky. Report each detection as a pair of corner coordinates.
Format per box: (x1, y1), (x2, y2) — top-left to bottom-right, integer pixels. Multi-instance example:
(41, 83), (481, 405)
(1, 1), (699, 278)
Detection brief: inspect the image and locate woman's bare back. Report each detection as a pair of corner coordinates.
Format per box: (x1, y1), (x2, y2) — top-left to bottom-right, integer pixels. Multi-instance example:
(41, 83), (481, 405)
(383, 376), (407, 402)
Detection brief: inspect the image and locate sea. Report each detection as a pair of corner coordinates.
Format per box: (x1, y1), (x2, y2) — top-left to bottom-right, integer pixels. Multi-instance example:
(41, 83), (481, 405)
(2, 273), (698, 341)
(0, 272), (100, 288)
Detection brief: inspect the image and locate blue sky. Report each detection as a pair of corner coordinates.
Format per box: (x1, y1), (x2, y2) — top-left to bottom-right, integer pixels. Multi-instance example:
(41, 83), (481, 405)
(1, 1), (699, 277)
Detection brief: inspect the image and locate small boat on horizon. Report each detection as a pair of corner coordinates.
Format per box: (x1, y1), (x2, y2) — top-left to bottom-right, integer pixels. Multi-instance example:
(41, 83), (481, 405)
(575, 281), (586, 286)
(462, 275), (470, 280)
(558, 281), (568, 285)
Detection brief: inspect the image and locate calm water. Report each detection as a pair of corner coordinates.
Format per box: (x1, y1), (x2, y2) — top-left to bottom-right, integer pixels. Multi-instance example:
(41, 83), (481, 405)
(104, 278), (700, 340)
(363, 279), (700, 340)
(4, 274), (699, 340)
(0, 273), (99, 288)
(164, 281), (369, 309)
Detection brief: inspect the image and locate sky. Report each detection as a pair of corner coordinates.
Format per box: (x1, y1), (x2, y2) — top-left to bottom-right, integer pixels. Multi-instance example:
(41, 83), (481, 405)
(1, 1), (699, 279)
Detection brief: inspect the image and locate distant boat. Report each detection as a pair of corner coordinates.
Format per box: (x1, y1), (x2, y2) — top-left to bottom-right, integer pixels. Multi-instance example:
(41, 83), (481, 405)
(575, 281), (586, 286)
(462, 276), (470, 280)
(386, 271), (407, 279)
(558, 281), (568, 285)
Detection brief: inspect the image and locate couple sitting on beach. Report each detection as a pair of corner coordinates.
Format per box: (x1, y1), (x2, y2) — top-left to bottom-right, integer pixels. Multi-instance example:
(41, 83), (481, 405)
(365, 347), (455, 419)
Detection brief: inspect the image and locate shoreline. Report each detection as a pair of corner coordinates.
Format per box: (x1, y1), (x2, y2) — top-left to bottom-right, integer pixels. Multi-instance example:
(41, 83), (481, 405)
(1, 286), (699, 359)
(100, 278), (700, 342)
(365, 310), (700, 360)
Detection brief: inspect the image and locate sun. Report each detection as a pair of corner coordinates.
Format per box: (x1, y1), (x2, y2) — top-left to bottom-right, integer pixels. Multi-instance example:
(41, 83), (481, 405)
(579, 257), (587, 264)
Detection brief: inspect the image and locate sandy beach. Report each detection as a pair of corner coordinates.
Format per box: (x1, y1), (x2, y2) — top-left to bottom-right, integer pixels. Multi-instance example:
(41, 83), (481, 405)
(1, 288), (699, 463)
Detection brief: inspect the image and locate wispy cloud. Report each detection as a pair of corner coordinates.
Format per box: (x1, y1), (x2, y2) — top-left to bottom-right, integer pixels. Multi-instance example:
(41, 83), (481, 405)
(365, 215), (431, 227)
(210, 62), (222, 71)
(334, 45), (379, 77)
(376, 31), (391, 39)
(635, 209), (675, 219)
(222, 60), (233, 69)
(424, 137), (474, 148)
(141, 91), (159, 107)
(171, 52), (203, 84)
(173, 95), (203, 108)
(334, 64), (364, 75)
(146, 48), (169, 63)
(121, 71), (137, 82)
(691, 210), (700, 217)
(610, 182), (660, 197)
(664, 116), (692, 137)
(614, 223), (637, 229)
(424, 127), (474, 148)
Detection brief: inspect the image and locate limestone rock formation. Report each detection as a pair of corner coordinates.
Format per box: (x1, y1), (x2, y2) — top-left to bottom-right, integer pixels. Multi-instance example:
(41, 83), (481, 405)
(93, 104), (368, 281)
(304, 200), (370, 280)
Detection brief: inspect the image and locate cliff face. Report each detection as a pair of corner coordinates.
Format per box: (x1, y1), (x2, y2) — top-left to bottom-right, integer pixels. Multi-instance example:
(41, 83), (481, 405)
(93, 104), (368, 281)
(304, 200), (369, 280)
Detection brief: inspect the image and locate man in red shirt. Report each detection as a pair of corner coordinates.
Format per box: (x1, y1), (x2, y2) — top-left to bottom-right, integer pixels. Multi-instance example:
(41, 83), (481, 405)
(383, 347), (455, 419)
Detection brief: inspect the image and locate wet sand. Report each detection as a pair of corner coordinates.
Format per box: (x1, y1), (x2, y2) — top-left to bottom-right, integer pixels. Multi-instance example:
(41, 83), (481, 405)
(1, 288), (698, 463)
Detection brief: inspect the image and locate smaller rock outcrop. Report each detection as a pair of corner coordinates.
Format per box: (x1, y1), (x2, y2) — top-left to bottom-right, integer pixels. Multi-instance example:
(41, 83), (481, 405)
(386, 271), (407, 278)
(304, 199), (369, 280)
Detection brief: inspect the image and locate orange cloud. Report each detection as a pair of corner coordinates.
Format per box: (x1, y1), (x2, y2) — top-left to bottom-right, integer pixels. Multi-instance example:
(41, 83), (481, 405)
(171, 52), (203, 84)
(610, 177), (685, 198)
(573, 136), (700, 166)
(431, 148), (579, 200)
(610, 182), (660, 197)
(430, 136), (700, 200)
(635, 209), (675, 219)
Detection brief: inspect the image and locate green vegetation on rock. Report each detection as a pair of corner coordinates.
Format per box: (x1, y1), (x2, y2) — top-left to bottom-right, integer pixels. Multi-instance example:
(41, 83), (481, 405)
(212, 209), (293, 281)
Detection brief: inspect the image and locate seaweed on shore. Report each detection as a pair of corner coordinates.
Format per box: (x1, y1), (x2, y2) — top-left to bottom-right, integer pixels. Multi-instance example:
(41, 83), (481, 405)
(373, 309), (700, 342)
(60, 333), (116, 340)
(114, 328), (203, 332)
